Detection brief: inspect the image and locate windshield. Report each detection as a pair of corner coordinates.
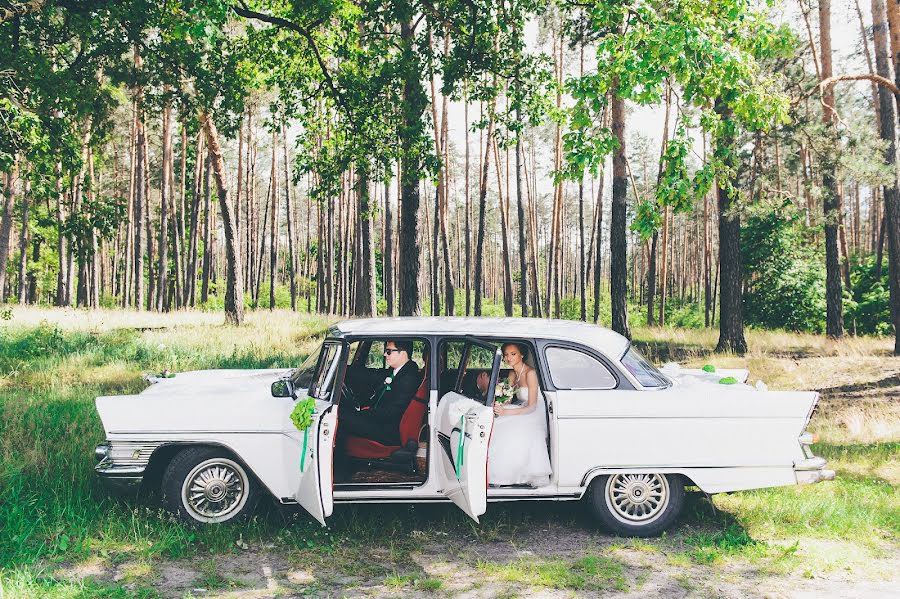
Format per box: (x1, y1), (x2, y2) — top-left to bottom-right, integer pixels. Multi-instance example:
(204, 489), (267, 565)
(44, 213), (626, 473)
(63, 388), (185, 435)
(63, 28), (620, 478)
(291, 343), (323, 390)
(621, 346), (670, 388)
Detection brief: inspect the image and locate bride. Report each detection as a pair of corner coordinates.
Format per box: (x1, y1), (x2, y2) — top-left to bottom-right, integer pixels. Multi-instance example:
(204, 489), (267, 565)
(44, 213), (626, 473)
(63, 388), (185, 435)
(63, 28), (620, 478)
(487, 342), (552, 487)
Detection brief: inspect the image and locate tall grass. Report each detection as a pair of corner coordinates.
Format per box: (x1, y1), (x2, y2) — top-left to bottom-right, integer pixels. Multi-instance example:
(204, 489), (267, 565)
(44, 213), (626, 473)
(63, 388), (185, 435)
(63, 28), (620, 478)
(1, 308), (897, 595)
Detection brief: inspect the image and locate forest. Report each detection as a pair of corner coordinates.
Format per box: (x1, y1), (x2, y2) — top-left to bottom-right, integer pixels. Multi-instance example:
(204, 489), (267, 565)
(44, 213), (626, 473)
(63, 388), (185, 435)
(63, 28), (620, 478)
(2, 0), (900, 355)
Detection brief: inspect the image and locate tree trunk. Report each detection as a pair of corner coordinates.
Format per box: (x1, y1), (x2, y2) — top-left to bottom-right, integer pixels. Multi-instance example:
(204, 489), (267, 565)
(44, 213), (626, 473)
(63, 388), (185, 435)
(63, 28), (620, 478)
(474, 110), (496, 316)
(592, 162), (606, 323)
(819, 0), (845, 338)
(87, 147), (99, 308)
(660, 207), (669, 326)
(27, 231), (39, 304)
(578, 43), (586, 321)
(514, 110), (529, 317)
(134, 112), (146, 310)
(16, 175), (28, 304)
(354, 165), (376, 316)
(464, 97), (472, 315)
(201, 150), (213, 305)
(384, 176), (395, 316)
(873, 0), (900, 353)
(269, 131), (279, 310)
(55, 161), (68, 306)
(493, 138), (515, 316)
(714, 101), (747, 354)
(0, 162), (18, 300)
(397, 21), (426, 316)
(185, 132), (204, 306)
(200, 111), (245, 325)
(157, 102), (172, 311)
(610, 90), (631, 339)
(283, 124), (297, 311)
(647, 231), (658, 326)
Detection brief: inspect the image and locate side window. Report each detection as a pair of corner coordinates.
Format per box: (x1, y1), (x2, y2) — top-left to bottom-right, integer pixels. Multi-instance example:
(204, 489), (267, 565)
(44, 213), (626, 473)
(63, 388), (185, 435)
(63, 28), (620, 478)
(544, 347), (617, 390)
(466, 345), (495, 369)
(365, 340), (386, 368)
(438, 339), (496, 399)
(310, 343), (342, 399)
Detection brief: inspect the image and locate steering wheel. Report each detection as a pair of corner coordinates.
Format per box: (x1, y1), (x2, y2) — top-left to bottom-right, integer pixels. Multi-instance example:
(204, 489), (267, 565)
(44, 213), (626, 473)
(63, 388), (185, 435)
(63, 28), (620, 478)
(341, 380), (358, 407)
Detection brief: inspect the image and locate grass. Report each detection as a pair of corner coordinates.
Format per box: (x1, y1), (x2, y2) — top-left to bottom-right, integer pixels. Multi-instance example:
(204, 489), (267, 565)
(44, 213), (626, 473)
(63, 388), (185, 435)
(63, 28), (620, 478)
(1, 306), (898, 596)
(477, 554), (629, 592)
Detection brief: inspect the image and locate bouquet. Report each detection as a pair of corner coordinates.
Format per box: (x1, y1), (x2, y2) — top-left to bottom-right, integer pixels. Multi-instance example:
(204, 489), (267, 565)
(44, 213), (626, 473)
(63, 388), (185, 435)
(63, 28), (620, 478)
(494, 380), (517, 404)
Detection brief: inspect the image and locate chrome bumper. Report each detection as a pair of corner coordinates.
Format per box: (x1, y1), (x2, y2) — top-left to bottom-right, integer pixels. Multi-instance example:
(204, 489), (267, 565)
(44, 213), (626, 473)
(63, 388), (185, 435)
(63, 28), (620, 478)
(794, 457), (836, 485)
(94, 440), (159, 494)
(95, 460), (145, 494)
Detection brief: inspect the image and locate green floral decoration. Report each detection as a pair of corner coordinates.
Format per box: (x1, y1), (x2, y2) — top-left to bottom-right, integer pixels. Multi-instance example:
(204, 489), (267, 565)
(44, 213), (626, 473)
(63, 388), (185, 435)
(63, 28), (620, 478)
(719, 376), (738, 385)
(702, 364), (716, 373)
(290, 398), (316, 431)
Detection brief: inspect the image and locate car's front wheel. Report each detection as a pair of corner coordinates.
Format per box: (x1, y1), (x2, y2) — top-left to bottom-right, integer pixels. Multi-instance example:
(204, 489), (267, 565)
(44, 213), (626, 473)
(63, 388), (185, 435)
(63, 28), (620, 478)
(587, 473), (684, 537)
(162, 447), (259, 524)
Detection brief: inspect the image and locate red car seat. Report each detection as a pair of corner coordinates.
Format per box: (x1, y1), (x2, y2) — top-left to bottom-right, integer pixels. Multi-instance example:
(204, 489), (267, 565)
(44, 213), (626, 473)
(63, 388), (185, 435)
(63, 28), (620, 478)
(343, 362), (429, 471)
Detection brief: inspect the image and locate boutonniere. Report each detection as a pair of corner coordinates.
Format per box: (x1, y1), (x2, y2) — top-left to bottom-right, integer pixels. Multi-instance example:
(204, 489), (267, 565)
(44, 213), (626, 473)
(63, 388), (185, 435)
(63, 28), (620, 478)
(373, 376), (393, 409)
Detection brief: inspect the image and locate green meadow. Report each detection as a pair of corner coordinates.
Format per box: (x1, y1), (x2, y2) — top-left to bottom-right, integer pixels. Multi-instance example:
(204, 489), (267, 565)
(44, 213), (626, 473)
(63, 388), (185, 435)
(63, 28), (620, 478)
(1, 308), (897, 597)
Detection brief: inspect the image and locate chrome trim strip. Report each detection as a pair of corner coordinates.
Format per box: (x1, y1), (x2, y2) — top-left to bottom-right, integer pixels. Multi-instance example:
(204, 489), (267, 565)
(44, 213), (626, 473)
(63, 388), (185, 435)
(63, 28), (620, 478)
(793, 457), (828, 471)
(579, 465), (792, 487)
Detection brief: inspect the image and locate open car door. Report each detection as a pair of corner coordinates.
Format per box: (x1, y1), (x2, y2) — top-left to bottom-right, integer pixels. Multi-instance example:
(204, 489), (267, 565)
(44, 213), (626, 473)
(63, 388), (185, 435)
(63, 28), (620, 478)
(435, 338), (501, 522)
(291, 341), (343, 525)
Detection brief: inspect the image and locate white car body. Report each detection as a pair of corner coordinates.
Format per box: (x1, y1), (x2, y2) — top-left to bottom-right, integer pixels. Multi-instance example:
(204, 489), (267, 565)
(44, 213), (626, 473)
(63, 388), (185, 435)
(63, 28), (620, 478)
(94, 317), (832, 529)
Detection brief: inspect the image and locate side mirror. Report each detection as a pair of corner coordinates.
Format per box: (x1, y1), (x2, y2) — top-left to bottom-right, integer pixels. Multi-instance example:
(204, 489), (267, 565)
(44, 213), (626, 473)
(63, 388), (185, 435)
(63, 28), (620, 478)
(271, 378), (295, 398)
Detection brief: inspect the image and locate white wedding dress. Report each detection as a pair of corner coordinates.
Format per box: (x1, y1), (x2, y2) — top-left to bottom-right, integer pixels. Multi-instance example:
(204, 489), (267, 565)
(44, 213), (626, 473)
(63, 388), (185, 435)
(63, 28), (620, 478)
(487, 387), (552, 487)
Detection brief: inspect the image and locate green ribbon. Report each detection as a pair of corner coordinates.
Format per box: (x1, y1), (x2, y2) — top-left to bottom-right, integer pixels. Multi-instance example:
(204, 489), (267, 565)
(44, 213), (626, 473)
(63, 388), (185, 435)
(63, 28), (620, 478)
(455, 415), (466, 480)
(300, 427), (309, 472)
(372, 382), (391, 409)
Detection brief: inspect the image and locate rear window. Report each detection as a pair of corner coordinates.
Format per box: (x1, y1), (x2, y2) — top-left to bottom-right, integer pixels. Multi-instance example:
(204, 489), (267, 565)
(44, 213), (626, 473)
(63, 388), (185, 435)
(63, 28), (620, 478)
(621, 346), (670, 388)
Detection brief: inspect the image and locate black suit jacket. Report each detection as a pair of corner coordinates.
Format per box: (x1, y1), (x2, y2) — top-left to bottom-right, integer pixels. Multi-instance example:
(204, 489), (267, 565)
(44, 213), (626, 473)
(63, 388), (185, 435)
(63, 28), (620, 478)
(369, 360), (421, 434)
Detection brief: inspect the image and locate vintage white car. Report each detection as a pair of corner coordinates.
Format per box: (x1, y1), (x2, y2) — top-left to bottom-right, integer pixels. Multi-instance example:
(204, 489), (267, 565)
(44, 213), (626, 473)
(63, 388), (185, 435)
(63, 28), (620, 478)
(94, 317), (834, 536)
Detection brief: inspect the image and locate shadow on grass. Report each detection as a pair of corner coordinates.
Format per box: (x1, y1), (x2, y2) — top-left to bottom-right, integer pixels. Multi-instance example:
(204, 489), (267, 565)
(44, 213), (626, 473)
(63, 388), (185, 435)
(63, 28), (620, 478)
(815, 374), (900, 398)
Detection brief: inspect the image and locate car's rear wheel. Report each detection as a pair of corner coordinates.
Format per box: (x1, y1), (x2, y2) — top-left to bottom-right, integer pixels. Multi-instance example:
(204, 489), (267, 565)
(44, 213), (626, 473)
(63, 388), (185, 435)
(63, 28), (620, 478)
(162, 447), (259, 524)
(587, 473), (684, 537)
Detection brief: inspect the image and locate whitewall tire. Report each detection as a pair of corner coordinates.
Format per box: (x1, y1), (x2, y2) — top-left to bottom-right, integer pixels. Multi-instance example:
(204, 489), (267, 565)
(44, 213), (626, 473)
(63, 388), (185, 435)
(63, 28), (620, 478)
(588, 473), (684, 537)
(162, 447), (259, 524)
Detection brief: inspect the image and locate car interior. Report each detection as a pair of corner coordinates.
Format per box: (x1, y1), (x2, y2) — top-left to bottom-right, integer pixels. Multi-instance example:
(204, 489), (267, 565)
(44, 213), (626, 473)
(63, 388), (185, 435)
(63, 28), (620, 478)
(332, 337), (551, 488)
(335, 338), (431, 486)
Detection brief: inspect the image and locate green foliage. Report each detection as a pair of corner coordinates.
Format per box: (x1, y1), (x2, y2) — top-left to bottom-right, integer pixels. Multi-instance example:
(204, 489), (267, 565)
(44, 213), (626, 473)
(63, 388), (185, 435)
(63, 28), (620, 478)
(564, 0), (795, 235)
(844, 256), (893, 336)
(742, 202), (826, 333)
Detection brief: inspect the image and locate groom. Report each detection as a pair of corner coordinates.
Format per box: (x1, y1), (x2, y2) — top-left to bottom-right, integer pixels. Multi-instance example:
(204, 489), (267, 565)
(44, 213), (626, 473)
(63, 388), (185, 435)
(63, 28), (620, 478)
(340, 340), (420, 446)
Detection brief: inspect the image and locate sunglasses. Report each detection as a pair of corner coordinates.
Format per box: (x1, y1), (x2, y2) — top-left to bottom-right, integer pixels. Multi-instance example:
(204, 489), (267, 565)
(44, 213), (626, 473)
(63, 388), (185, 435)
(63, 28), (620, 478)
(383, 348), (403, 355)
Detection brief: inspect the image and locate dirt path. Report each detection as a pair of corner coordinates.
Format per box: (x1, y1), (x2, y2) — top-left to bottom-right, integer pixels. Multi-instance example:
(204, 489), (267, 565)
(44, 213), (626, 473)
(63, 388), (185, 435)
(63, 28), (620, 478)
(54, 513), (899, 598)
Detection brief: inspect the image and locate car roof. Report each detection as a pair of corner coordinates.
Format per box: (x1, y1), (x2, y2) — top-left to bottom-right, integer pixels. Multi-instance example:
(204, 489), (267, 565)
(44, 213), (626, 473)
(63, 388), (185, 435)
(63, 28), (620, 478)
(330, 317), (630, 359)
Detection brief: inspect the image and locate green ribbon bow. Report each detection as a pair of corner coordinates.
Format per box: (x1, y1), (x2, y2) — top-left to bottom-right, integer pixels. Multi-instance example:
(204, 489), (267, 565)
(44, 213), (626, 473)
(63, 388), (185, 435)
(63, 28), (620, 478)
(455, 415), (466, 480)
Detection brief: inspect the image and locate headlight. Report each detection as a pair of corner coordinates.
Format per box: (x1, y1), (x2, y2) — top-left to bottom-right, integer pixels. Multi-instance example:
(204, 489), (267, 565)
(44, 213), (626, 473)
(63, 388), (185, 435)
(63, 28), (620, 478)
(94, 442), (111, 463)
(799, 432), (819, 446)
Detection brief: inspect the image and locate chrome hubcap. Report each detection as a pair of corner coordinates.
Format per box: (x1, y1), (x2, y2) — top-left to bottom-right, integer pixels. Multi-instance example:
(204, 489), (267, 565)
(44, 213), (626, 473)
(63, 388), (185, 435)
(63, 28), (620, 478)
(605, 473), (669, 525)
(182, 459), (248, 522)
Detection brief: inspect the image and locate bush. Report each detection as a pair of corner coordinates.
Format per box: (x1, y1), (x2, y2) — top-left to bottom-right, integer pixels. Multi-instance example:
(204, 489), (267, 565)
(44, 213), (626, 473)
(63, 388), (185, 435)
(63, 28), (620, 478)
(844, 255), (893, 336)
(742, 203), (827, 333)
